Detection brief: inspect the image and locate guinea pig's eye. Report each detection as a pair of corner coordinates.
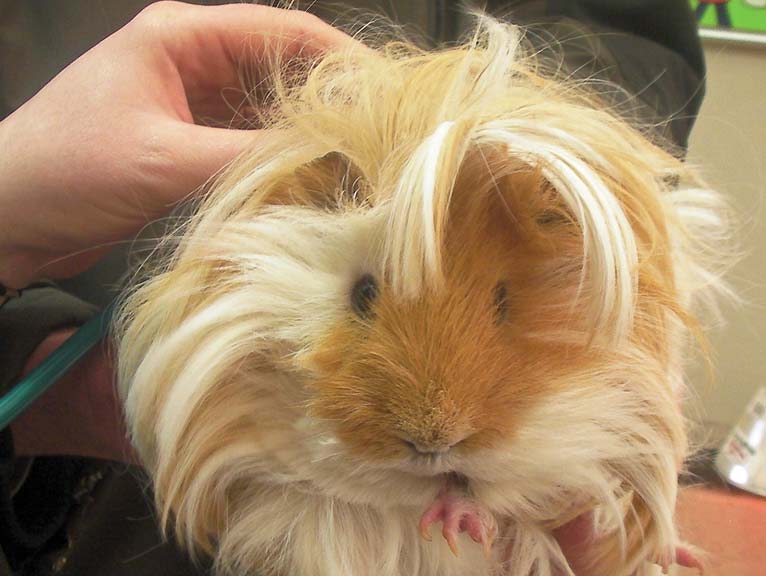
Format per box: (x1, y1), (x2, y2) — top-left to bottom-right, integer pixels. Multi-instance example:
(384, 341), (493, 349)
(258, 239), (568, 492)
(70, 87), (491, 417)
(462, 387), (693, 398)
(535, 209), (568, 227)
(493, 281), (509, 324)
(351, 274), (379, 319)
(662, 173), (680, 189)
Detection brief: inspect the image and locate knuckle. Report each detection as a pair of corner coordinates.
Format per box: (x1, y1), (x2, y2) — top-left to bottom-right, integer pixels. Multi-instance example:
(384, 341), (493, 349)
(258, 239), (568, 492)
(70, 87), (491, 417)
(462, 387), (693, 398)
(287, 10), (334, 47)
(131, 1), (184, 32)
(295, 10), (326, 30)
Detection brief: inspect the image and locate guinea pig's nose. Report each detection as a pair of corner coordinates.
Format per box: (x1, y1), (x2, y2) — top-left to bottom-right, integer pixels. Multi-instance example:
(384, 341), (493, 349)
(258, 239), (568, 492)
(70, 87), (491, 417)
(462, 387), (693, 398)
(401, 434), (469, 456)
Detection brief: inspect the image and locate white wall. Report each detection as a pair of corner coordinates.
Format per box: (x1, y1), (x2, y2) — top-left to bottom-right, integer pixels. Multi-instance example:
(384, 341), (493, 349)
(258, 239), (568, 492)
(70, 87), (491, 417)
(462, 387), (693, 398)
(686, 40), (766, 442)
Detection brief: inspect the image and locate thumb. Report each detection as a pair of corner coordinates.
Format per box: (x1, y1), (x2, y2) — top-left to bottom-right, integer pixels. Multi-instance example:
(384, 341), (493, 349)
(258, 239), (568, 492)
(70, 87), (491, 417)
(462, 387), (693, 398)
(167, 123), (268, 199)
(553, 512), (597, 575)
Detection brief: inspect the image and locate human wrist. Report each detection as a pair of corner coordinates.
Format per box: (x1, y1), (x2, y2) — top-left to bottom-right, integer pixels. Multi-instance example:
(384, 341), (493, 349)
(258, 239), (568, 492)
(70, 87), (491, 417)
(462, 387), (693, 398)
(0, 114), (49, 290)
(0, 249), (40, 290)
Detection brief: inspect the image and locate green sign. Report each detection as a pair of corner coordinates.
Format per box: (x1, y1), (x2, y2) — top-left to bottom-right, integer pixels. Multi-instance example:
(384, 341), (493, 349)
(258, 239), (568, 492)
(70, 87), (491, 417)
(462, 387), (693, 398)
(691, 0), (766, 32)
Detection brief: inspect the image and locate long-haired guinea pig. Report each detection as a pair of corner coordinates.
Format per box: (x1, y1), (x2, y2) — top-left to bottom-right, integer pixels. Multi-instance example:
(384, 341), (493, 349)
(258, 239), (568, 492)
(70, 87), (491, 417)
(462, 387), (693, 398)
(115, 13), (733, 576)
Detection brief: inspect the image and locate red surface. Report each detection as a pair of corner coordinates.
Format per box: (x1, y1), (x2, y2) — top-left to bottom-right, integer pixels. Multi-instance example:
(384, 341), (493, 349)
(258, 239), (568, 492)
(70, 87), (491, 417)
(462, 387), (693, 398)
(676, 485), (766, 575)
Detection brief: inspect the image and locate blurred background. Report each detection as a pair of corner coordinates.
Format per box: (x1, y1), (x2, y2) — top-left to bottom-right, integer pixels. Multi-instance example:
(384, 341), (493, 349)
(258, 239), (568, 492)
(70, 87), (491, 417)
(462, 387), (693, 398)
(685, 40), (765, 444)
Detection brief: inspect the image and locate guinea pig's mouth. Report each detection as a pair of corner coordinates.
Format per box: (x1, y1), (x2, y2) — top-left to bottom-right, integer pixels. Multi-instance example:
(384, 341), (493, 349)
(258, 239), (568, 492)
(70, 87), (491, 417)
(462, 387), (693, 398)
(398, 451), (465, 479)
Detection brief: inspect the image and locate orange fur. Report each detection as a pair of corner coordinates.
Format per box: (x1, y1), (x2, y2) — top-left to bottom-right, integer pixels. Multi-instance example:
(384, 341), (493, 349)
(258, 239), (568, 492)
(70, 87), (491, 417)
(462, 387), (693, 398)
(115, 13), (733, 576)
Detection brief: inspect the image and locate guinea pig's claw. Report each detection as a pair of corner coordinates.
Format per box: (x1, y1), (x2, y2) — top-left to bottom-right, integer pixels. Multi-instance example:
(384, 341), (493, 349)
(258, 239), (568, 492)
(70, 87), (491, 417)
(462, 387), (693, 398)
(482, 525), (497, 560)
(419, 524), (433, 542)
(419, 498), (445, 543)
(445, 530), (461, 557)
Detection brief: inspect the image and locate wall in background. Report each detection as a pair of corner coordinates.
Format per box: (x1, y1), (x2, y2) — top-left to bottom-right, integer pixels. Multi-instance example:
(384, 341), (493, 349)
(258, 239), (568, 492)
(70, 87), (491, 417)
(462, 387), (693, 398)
(686, 40), (766, 442)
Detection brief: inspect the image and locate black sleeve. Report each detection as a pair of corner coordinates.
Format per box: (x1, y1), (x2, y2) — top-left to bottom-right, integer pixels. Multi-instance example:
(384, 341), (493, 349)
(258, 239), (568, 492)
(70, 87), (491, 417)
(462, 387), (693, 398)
(0, 286), (98, 396)
(543, 0), (705, 80)
(0, 286), (96, 572)
(490, 0), (706, 153)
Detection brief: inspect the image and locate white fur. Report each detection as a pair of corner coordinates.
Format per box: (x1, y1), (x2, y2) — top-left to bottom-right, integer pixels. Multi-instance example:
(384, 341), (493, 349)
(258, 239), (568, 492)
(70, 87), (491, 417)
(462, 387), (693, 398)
(116, 14), (732, 576)
(121, 194), (689, 575)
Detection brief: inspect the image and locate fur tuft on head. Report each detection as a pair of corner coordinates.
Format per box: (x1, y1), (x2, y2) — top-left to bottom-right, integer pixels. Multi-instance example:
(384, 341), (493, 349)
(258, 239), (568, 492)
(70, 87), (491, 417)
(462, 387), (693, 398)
(115, 12), (734, 576)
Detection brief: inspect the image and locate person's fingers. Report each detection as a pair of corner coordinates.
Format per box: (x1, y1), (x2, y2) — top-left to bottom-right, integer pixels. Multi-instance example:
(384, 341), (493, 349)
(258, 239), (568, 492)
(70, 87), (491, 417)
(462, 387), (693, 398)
(159, 122), (269, 200)
(554, 512), (596, 550)
(553, 512), (596, 575)
(135, 3), (357, 106)
(11, 329), (137, 463)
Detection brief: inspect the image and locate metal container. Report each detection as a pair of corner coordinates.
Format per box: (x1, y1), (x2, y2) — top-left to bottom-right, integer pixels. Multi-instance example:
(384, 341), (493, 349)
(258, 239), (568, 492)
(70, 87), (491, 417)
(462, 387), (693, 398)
(715, 386), (766, 497)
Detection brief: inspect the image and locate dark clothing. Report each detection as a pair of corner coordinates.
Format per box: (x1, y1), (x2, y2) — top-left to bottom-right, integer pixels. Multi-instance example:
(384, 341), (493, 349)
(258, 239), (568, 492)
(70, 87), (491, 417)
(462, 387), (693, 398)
(0, 288), (213, 576)
(500, 0), (706, 152)
(0, 1), (705, 574)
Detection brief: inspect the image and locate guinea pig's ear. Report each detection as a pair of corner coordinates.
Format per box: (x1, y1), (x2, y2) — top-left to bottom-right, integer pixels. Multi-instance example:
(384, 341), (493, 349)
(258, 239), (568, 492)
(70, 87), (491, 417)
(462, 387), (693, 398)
(504, 172), (579, 240)
(460, 150), (578, 248)
(264, 151), (370, 209)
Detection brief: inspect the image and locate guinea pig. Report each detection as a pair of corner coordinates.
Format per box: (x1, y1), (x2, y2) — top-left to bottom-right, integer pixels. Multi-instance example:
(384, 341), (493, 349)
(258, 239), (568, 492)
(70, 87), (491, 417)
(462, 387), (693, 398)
(115, 14), (732, 576)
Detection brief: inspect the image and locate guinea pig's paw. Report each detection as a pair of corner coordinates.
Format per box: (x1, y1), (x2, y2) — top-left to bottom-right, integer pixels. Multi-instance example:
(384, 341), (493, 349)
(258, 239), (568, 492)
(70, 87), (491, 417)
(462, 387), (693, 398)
(418, 489), (498, 559)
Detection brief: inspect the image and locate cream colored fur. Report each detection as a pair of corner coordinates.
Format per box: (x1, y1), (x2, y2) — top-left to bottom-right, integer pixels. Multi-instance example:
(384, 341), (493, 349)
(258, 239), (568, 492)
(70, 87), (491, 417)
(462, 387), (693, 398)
(115, 14), (733, 576)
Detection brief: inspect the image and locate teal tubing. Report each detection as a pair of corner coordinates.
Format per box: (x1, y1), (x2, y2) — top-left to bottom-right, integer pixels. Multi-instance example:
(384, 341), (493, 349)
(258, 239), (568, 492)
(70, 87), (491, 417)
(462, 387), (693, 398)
(0, 303), (114, 430)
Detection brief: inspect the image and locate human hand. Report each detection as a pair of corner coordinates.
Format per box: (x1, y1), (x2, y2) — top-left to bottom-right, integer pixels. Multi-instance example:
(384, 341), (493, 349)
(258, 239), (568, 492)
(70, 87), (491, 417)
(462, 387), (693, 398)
(0, 1), (354, 289)
(554, 512), (704, 575)
(11, 328), (135, 463)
